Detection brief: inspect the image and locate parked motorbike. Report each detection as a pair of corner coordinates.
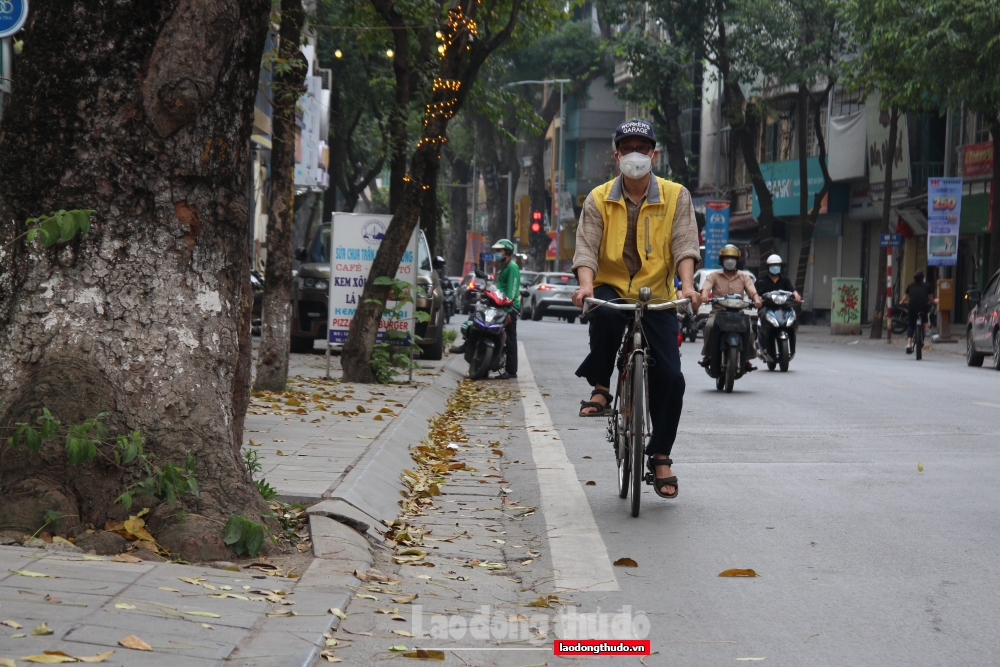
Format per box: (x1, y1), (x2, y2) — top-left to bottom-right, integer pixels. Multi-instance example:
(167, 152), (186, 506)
(754, 290), (798, 372)
(704, 294), (753, 393)
(678, 303), (698, 342)
(465, 288), (513, 380)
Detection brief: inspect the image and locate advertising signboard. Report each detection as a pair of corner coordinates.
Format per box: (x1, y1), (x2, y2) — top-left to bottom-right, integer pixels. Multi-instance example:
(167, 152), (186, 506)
(327, 214), (417, 346)
(963, 142), (993, 178)
(0, 0), (28, 39)
(294, 75), (322, 188)
(463, 231), (484, 276)
(751, 157), (828, 217)
(926, 177), (962, 267)
(703, 201), (731, 269)
(865, 91), (911, 199)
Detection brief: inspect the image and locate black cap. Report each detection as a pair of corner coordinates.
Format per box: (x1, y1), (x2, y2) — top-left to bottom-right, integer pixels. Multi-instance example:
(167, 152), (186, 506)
(614, 119), (656, 148)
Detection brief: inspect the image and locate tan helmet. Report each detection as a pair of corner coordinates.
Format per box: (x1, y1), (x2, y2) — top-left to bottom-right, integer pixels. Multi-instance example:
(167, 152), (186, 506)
(718, 244), (740, 260)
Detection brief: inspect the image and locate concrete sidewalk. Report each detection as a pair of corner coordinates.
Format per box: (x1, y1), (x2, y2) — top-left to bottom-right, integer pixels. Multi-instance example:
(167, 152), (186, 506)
(0, 350), (466, 667)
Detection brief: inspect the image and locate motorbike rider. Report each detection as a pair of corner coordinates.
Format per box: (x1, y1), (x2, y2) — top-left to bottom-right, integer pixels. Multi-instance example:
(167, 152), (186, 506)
(570, 119), (702, 499)
(754, 254), (801, 302)
(698, 244), (762, 371)
(491, 239), (520, 379)
(450, 239), (520, 379)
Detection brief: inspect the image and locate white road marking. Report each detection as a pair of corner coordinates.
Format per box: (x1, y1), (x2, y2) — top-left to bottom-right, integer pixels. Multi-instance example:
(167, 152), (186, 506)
(973, 401), (1000, 409)
(517, 342), (619, 592)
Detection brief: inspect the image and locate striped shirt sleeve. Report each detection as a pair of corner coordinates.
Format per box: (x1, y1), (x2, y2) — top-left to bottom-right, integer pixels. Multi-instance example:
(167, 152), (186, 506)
(670, 187), (701, 269)
(572, 192), (603, 279)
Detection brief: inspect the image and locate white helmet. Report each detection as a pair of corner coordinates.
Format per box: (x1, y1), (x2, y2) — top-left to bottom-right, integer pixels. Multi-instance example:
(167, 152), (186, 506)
(766, 254), (783, 265)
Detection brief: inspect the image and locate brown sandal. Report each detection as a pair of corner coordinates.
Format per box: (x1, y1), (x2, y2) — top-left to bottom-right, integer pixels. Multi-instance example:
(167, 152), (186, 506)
(578, 388), (613, 417)
(646, 457), (679, 499)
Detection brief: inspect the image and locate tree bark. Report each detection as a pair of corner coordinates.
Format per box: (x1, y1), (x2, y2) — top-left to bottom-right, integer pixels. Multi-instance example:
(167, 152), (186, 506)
(795, 84), (811, 293)
(794, 84), (835, 296)
(341, 0), (523, 382)
(651, 93), (691, 188)
(0, 0), (272, 559)
(419, 172), (440, 255)
(254, 0), (307, 391)
(444, 150), (471, 276)
(988, 115), (1000, 277)
(871, 105), (899, 339)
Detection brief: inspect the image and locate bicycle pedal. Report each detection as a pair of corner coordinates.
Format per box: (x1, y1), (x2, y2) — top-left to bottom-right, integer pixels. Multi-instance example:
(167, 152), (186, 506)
(643, 472), (653, 484)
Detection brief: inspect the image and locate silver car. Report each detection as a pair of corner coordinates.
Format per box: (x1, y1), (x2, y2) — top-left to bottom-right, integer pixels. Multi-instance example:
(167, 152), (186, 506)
(525, 272), (581, 323)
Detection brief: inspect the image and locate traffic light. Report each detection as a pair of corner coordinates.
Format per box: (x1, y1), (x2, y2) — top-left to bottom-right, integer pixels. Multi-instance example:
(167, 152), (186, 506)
(530, 211), (543, 235)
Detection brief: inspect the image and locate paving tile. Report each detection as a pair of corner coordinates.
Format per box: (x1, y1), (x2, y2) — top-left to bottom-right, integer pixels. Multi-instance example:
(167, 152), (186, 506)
(63, 622), (240, 660)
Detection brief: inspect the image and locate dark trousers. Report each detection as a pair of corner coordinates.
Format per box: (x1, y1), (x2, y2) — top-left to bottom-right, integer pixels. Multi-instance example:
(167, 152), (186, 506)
(907, 307), (929, 338)
(575, 285), (685, 456)
(505, 312), (518, 374)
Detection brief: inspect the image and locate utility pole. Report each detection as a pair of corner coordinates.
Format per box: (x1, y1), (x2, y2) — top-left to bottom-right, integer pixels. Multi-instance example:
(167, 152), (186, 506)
(557, 80), (565, 273)
(502, 171), (513, 241)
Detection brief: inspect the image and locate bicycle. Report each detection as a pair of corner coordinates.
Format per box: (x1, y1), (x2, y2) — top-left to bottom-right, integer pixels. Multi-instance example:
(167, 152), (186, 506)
(583, 288), (690, 517)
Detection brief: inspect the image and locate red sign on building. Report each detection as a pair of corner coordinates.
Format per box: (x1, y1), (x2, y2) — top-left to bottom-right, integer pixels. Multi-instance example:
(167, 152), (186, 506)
(963, 142), (993, 177)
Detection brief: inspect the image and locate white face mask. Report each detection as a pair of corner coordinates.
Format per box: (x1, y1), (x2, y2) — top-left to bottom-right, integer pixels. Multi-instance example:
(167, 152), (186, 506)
(723, 258), (738, 271)
(619, 152), (652, 180)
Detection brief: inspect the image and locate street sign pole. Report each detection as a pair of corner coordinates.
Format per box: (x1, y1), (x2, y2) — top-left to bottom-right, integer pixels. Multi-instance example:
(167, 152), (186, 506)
(886, 247), (893, 344)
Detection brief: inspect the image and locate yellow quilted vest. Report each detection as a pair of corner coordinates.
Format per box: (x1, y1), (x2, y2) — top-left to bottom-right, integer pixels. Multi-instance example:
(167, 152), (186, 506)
(591, 174), (682, 301)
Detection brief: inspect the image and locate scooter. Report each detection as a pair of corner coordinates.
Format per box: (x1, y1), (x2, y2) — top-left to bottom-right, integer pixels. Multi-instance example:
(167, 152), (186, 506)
(441, 279), (456, 324)
(678, 303), (698, 342)
(704, 294), (753, 393)
(464, 288), (513, 380)
(755, 290), (798, 372)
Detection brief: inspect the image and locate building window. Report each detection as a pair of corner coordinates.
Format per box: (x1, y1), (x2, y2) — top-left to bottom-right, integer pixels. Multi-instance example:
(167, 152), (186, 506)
(972, 112), (991, 144)
(831, 86), (864, 118)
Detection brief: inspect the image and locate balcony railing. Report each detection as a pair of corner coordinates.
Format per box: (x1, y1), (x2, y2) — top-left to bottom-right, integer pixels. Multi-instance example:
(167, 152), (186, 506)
(910, 162), (944, 191)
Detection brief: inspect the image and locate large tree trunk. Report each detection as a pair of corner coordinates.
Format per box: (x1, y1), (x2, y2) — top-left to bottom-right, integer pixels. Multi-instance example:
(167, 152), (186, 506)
(0, 0), (272, 559)
(652, 94), (691, 188)
(988, 115), (1000, 277)
(444, 152), (471, 276)
(795, 85), (811, 293)
(794, 84), (835, 296)
(254, 0), (306, 391)
(419, 173), (440, 255)
(870, 106), (899, 339)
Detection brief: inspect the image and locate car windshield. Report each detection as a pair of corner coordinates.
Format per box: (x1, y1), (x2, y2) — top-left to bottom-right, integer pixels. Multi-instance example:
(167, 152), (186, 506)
(547, 275), (579, 286)
(520, 273), (537, 286)
(308, 226), (331, 264)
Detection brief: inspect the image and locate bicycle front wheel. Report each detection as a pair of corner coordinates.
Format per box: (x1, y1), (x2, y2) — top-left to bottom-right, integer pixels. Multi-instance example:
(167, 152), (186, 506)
(630, 352), (645, 518)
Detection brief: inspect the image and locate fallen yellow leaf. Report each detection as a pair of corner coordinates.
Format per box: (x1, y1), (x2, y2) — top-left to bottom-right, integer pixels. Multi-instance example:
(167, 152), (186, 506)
(402, 649), (445, 660)
(718, 569), (758, 577)
(0, 658), (16, 667)
(114, 603), (136, 610)
(392, 630), (414, 637)
(14, 570), (54, 578)
(74, 651), (116, 663)
(31, 623), (54, 636)
(392, 594), (418, 604)
(1, 620), (23, 629)
(112, 554), (142, 564)
(329, 608), (347, 620)
(185, 612), (220, 618)
(613, 558), (638, 567)
(117, 635), (151, 651)
(18, 655), (75, 664)
(319, 651), (342, 663)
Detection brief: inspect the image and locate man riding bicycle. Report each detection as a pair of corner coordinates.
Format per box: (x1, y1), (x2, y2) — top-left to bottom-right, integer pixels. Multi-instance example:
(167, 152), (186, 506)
(902, 270), (938, 354)
(571, 119), (701, 499)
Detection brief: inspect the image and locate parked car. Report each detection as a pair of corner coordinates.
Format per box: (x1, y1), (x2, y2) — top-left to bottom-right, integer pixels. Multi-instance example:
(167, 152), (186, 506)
(525, 272), (581, 323)
(965, 269), (1000, 368)
(519, 270), (538, 318)
(290, 225), (445, 359)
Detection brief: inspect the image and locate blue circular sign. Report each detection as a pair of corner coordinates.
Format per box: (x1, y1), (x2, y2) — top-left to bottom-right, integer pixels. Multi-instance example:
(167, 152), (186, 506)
(0, 0), (28, 39)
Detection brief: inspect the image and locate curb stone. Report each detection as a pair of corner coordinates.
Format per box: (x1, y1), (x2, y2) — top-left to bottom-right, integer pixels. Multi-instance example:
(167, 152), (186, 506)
(306, 354), (466, 541)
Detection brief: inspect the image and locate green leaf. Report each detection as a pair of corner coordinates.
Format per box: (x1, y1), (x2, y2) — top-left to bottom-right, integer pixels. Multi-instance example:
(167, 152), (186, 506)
(373, 276), (394, 285)
(222, 515), (244, 546)
(56, 210), (75, 241)
(26, 228), (37, 243)
(25, 427), (42, 453)
(39, 216), (61, 247)
(245, 524), (264, 556)
(414, 311), (431, 323)
(187, 476), (199, 498)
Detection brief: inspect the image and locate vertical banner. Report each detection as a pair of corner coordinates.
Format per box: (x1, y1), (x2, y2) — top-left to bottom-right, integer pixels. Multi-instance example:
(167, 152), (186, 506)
(831, 278), (863, 335)
(926, 177), (962, 266)
(546, 231), (557, 261)
(463, 231), (484, 276)
(328, 214), (417, 346)
(703, 201), (731, 269)
(865, 91), (911, 200)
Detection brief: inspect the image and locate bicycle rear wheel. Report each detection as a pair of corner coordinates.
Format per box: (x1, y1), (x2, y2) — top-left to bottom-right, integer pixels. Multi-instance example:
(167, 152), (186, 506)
(915, 323), (923, 360)
(630, 352), (645, 518)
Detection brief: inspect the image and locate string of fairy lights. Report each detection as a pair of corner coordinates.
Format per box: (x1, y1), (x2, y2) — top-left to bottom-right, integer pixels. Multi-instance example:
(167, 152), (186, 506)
(323, 6), (479, 187)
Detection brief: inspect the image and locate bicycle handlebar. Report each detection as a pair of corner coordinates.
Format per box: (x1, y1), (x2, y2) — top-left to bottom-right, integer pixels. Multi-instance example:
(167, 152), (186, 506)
(583, 296), (690, 315)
